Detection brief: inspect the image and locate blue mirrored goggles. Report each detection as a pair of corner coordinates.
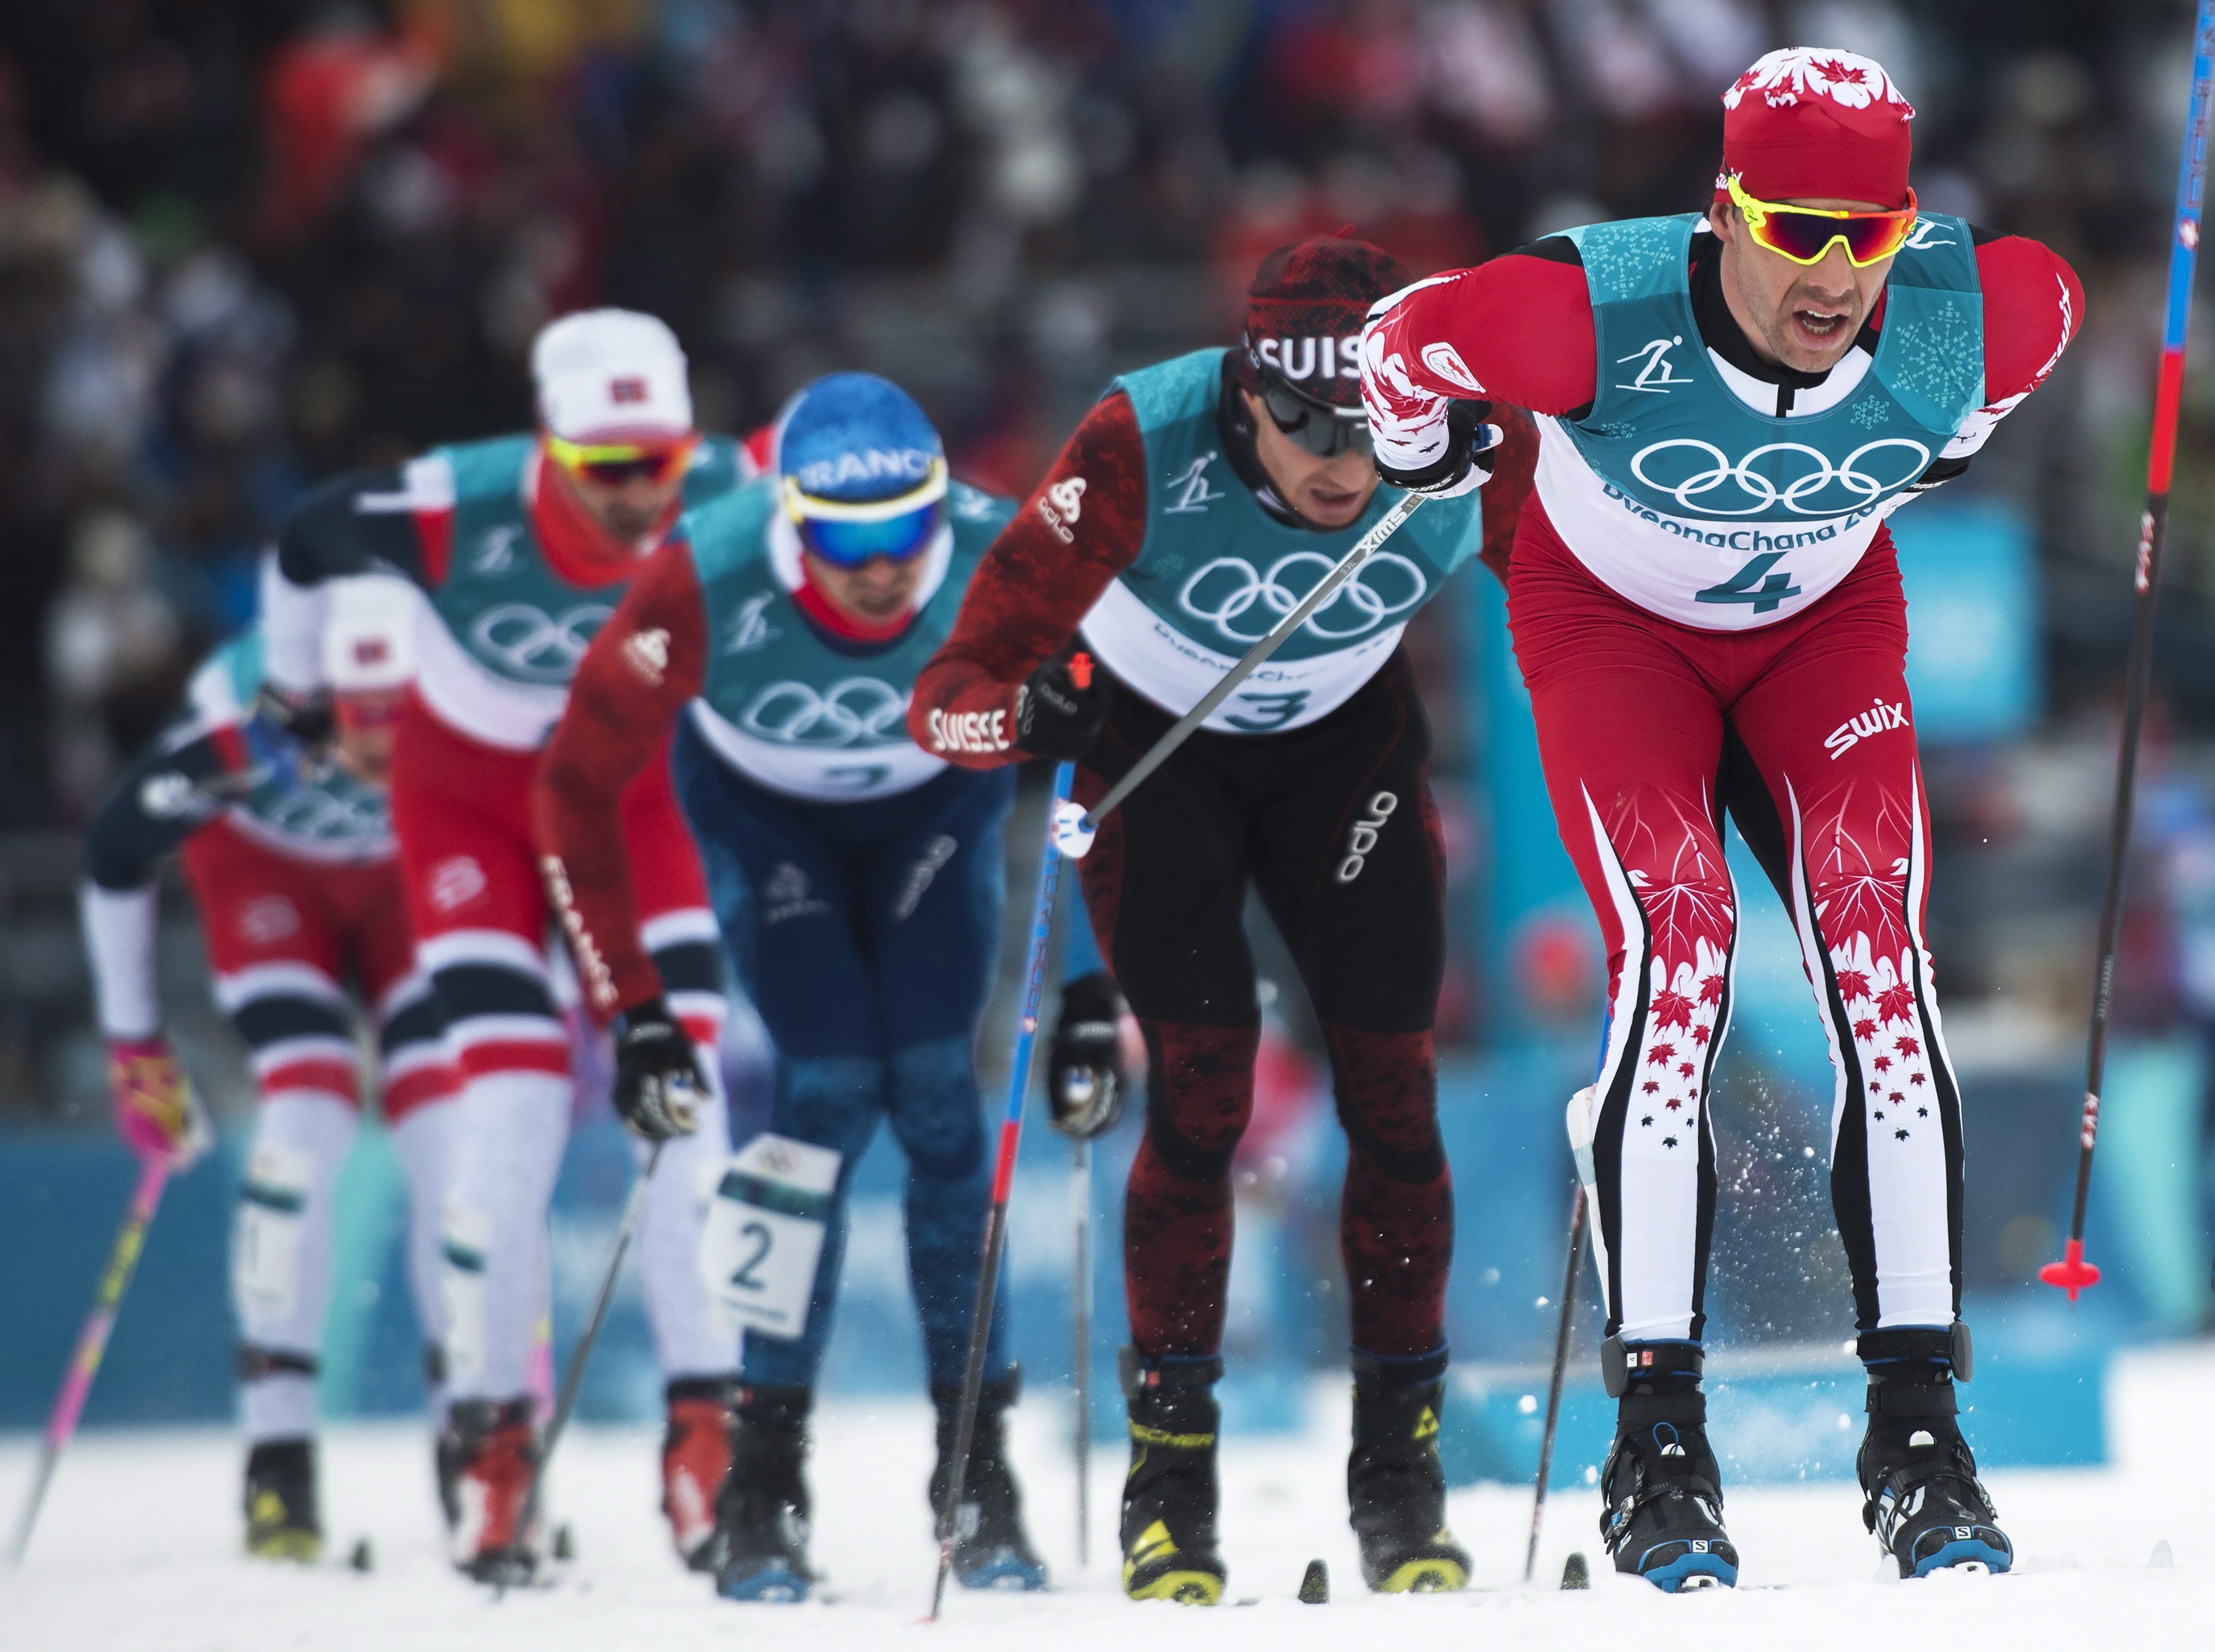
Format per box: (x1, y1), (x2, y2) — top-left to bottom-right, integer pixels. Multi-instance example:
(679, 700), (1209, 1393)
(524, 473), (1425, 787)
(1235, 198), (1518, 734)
(794, 500), (943, 569)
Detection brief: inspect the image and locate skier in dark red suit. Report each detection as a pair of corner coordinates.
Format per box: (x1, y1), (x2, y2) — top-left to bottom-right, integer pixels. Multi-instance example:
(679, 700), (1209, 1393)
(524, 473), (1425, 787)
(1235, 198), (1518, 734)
(910, 236), (1537, 1602)
(1361, 47), (2082, 1588)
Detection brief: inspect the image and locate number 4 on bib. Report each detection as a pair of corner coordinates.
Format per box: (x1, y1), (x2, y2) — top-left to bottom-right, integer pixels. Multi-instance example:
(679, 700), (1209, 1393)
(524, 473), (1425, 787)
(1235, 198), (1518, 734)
(1694, 551), (1803, 615)
(698, 1133), (841, 1340)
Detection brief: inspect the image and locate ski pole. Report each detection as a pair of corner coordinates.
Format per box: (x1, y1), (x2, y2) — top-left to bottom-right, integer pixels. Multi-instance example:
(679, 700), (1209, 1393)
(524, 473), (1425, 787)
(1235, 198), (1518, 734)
(2043, 0), (2215, 1304)
(1524, 1183), (1587, 1584)
(1070, 1134), (1092, 1570)
(498, 1139), (664, 1594)
(9, 1156), (170, 1566)
(1052, 495), (1424, 858)
(929, 757), (1077, 1619)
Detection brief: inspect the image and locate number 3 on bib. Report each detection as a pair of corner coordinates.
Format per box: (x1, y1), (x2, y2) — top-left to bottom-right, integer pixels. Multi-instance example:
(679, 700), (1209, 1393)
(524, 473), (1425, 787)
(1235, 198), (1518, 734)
(1225, 688), (1311, 732)
(697, 1133), (842, 1340)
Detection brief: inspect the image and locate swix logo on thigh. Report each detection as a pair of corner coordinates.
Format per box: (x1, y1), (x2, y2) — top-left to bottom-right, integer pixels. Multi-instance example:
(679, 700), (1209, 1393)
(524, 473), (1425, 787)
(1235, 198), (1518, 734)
(1824, 696), (1910, 761)
(239, 895), (301, 946)
(428, 855), (489, 913)
(1335, 791), (1399, 884)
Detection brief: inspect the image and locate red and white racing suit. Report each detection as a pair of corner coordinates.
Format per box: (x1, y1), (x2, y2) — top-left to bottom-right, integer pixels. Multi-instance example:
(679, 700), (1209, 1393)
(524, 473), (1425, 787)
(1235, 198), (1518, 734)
(263, 444), (749, 1411)
(1362, 223), (2083, 1340)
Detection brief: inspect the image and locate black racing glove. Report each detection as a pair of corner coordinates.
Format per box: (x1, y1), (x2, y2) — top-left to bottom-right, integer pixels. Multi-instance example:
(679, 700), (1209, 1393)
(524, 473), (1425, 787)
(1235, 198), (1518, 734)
(1373, 399), (1500, 500)
(1047, 970), (1131, 1140)
(610, 996), (705, 1141)
(245, 684), (337, 789)
(1015, 651), (1109, 760)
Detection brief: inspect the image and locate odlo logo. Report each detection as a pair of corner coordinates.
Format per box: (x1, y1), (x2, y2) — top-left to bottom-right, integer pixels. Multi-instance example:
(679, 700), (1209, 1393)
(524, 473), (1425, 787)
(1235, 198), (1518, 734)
(1336, 791), (1399, 884)
(1823, 696), (1909, 761)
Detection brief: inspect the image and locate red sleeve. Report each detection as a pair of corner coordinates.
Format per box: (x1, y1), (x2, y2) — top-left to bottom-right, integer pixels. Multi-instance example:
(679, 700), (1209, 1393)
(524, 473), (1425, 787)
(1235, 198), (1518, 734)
(1973, 234), (2084, 404)
(1362, 253), (1598, 461)
(1476, 404), (1541, 583)
(533, 541), (709, 1018)
(907, 390), (1148, 768)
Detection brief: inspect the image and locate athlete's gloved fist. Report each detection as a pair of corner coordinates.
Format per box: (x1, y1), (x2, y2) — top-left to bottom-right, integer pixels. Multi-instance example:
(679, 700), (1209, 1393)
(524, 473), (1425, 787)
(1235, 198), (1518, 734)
(1016, 650), (1109, 760)
(107, 1034), (211, 1169)
(1373, 399), (1500, 501)
(610, 997), (704, 1141)
(245, 685), (336, 789)
(1047, 971), (1132, 1140)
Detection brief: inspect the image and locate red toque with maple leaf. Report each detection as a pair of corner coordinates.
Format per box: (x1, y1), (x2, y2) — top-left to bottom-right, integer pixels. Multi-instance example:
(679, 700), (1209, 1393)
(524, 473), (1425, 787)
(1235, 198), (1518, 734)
(1717, 47), (1915, 211)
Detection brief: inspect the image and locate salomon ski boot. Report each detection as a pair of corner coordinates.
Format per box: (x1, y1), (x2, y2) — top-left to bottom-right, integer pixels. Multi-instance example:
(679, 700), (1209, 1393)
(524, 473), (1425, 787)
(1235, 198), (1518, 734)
(445, 1398), (541, 1582)
(1858, 1326), (2011, 1577)
(1597, 1341), (1738, 1591)
(715, 1385), (815, 1603)
(1347, 1351), (1470, 1592)
(244, 1437), (322, 1562)
(1119, 1351), (1226, 1604)
(664, 1379), (735, 1573)
(931, 1372), (1048, 1590)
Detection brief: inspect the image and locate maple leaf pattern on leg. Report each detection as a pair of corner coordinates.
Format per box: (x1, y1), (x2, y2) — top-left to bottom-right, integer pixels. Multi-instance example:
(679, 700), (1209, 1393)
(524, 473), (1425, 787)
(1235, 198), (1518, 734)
(1802, 784), (1942, 1144)
(1599, 786), (1735, 1154)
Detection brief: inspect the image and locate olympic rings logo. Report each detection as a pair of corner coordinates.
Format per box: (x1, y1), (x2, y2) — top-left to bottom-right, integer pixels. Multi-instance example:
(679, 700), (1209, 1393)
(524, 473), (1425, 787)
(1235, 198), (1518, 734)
(1627, 437), (1931, 518)
(740, 677), (911, 746)
(468, 602), (614, 682)
(1178, 551), (1427, 644)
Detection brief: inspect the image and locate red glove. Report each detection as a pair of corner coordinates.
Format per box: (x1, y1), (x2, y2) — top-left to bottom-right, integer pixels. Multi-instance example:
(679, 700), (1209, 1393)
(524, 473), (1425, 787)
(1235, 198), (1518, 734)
(108, 1034), (211, 1168)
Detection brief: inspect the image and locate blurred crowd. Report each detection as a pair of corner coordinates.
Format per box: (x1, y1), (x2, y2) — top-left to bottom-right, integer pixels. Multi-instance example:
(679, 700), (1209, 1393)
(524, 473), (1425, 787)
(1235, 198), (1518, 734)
(1, 1), (2213, 1105)
(0, 0), (2205, 824)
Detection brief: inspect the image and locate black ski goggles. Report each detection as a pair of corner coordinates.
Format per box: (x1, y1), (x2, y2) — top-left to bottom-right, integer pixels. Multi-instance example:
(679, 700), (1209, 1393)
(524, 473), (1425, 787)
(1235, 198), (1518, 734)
(1255, 377), (1374, 460)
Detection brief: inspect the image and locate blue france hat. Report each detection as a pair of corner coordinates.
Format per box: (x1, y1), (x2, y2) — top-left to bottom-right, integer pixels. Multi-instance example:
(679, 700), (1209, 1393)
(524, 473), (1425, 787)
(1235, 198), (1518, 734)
(777, 373), (945, 508)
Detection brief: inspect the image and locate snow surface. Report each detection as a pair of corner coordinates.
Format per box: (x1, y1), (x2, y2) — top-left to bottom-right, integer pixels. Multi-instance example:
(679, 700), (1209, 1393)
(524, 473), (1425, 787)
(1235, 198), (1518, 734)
(4, 1344), (2210, 1652)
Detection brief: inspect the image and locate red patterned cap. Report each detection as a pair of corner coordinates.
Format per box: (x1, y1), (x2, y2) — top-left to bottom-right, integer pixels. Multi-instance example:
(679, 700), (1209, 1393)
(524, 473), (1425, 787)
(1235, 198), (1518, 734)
(1718, 48), (1914, 210)
(1242, 234), (1411, 409)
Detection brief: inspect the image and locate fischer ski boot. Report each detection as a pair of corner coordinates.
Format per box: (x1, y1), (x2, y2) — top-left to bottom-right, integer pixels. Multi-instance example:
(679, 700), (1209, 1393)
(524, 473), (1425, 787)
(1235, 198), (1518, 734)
(664, 1379), (735, 1573)
(1119, 1351), (1226, 1605)
(714, 1384), (815, 1603)
(1597, 1341), (1738, 1591)
(932, 1372), (1048, 1590)
(1858, 1325), (2011, 1577)
(244, 1438), (322, 1562)
(1347, 1350), (1470, 1592)
(445, 1398), (541, 1582)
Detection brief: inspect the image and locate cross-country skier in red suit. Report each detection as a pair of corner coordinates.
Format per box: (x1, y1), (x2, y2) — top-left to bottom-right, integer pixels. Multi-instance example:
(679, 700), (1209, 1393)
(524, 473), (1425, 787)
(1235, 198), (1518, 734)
(1362, 47), (2083, 1589)
(909, 236), (1538, 1602)
(258, 311), (760, 1581)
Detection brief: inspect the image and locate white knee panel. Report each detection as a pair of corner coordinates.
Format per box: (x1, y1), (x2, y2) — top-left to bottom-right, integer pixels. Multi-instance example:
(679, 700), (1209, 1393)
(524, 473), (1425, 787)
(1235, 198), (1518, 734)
(234, 1088), (357, 1443)
(442, 1070), (570, 1402)
(388, 1096), (455, 1416)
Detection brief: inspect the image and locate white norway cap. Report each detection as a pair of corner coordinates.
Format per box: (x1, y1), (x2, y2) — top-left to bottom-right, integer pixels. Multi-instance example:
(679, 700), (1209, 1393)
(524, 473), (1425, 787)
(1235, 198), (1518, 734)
(531, 308), (693, 441)
(323, 575), (420, 692)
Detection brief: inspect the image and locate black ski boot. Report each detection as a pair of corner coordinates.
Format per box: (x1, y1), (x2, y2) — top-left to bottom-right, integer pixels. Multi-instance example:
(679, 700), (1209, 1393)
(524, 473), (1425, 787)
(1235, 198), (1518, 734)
(930, 1371), (1048, 1590)
(1347, 1350), (1470, 1592)
(244, 1437), (322, 1563)
(1597, 1340), (1738, 1591)
(1858, 1325), (2011, 1577)
(714, 1384), (815, 1603)
(1119, 1351), (1226, 1604)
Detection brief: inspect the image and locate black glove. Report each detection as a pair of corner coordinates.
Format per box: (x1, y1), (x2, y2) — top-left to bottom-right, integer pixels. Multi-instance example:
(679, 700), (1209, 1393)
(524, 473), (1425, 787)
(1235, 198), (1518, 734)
(1373, 399), (1499, 499)
(610, 997), (705, 1141)
(245, 685), (337, 788)
(1047, 971), (1131, 1139)
(1015, 652), (1109, 760)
